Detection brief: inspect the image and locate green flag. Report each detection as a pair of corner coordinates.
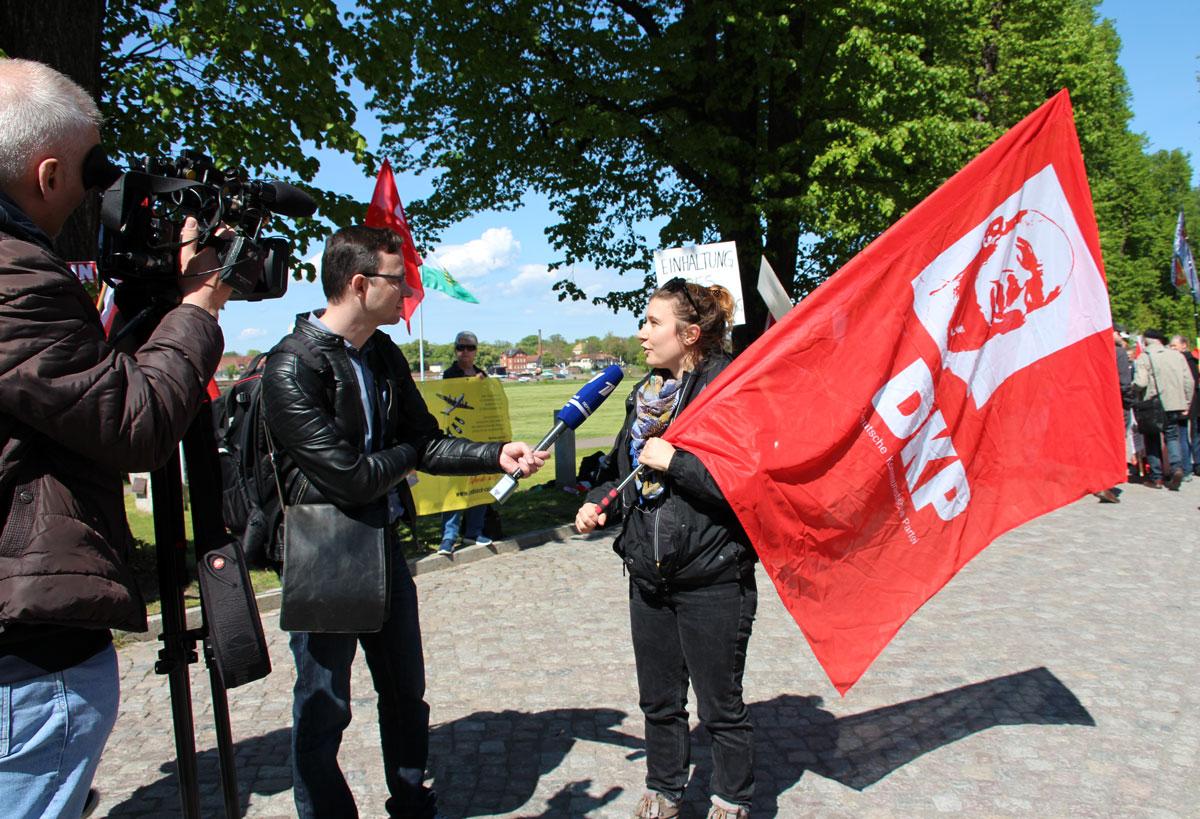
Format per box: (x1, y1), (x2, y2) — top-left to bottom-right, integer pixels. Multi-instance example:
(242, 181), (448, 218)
(420, 264), (479, 303)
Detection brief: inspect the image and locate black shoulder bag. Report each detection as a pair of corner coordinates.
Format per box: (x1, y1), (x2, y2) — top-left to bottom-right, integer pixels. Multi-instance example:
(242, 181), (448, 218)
(266, 410), (390, 634)
(1132, 353), (1167, 436)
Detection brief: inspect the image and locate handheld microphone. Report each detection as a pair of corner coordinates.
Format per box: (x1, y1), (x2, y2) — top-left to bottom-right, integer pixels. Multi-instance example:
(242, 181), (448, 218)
(490, 364), (624, 503)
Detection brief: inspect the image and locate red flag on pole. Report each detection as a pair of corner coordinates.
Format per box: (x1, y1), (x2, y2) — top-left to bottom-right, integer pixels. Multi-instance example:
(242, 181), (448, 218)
(365, 158), (425, 330)
(665, 90), (1124, 694)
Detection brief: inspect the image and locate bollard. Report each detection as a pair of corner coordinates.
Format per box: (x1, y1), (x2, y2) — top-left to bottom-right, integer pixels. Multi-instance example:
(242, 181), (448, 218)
(554, 411), (576, 488)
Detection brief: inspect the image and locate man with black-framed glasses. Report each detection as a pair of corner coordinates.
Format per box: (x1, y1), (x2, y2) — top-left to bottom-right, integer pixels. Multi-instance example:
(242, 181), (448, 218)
(261, 225), (547, 818)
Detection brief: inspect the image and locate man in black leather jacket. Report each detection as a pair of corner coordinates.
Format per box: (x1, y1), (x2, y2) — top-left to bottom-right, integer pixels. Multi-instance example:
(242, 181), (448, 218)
(261, 225), (545, 819)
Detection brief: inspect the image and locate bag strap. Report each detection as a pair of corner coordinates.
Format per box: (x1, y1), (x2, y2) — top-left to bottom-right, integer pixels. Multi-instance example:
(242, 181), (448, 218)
(1146, 348), (1165, 408)
(263, 396), (289, 511)
(261, 333), (328, 512)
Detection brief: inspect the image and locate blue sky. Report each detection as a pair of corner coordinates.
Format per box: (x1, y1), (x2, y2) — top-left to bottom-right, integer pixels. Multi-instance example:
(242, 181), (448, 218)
(219, 2), (1199, 353)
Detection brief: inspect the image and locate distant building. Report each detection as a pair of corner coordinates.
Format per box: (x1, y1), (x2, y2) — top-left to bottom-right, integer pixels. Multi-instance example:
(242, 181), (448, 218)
(570, 353), (620, 372)
(500, 349), (540, 374)
(215, 353), (255, 383)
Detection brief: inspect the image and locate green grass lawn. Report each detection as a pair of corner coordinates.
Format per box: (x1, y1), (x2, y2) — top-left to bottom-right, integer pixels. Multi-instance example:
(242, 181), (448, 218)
(496, 376), (631, 443)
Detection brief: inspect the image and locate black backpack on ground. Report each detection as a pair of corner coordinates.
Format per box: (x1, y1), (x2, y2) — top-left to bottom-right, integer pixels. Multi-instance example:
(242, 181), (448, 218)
(213, 353), (280, 568)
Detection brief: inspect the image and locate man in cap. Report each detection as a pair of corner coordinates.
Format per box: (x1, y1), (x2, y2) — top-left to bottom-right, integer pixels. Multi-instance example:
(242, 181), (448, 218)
(439, 330), (494, 555)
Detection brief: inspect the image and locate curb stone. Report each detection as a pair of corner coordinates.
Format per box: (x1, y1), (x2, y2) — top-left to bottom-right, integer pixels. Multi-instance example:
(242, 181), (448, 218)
(116, 524), (579, 644)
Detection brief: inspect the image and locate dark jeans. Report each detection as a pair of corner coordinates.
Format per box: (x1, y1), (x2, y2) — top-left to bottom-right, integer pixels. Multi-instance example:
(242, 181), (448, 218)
(1181, 415), (1199, 475)
(1146, 411), (1186, 481)
(289, 539), (435, 819)
(629, 574), (757, 808)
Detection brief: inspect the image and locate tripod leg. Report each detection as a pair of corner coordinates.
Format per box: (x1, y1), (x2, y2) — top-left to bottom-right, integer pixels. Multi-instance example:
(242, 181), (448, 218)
(182, 403), (245, 816)
(150, 450), (201, 819)
(206, 641), (241, 818)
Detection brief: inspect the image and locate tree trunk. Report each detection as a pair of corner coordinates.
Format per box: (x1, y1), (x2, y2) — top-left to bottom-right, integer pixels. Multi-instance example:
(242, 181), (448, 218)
(722, 220), (766, 354)
(0, 0), (106, 265)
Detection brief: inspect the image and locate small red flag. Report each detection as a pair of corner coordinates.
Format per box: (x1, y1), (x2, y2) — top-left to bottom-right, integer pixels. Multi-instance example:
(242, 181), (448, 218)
(365, 159), (425, 330)
(665, 90), (1124, 694)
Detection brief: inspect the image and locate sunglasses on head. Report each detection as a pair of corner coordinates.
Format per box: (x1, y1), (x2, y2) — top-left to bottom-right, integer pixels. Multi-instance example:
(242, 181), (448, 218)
(456, 344), (477, 351)
(662, 277), (702, 321)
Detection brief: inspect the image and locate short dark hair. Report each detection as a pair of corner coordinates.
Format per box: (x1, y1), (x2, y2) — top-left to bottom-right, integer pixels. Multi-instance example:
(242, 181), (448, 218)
(321, 225), (406, 302)
(1143, 328), (1168, 344)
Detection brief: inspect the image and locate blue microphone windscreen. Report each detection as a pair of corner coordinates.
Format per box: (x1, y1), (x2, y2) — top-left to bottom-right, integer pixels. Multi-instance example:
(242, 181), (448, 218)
(556, 365), (624, 429)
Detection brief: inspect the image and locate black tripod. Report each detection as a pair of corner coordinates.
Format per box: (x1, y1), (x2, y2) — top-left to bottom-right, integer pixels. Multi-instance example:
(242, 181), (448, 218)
(148, 409), (239, 817)
(114, 300), (269, 818)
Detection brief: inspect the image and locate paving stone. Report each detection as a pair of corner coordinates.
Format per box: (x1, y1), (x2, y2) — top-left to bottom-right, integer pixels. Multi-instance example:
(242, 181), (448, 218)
(92, 484), (1196, 816)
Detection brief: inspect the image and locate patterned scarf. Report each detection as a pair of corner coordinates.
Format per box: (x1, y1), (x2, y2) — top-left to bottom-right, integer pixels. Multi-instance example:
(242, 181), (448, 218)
(630, 374), (681, 502)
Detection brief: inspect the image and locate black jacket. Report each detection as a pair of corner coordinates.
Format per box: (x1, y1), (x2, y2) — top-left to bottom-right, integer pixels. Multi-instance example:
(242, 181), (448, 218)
(1183, 351), (1199, 419)
(261, 314), (503, 532)
(587, 353), (755, 593)
(443, 361), (485, 379)
(1116, 342), (1134, 408)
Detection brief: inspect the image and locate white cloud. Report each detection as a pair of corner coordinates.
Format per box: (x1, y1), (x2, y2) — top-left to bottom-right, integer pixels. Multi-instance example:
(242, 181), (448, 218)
(428, 228), (520, 280)
(500, 263), (555, 295)
(239, 327), (267, 340)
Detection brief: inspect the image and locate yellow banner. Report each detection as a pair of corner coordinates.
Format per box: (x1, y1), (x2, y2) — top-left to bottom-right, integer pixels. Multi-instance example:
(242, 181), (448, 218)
(410, 377), (512, 516)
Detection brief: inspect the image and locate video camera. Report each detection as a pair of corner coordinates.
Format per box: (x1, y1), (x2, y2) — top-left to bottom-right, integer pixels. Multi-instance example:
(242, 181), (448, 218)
(84, 146), (317, 302)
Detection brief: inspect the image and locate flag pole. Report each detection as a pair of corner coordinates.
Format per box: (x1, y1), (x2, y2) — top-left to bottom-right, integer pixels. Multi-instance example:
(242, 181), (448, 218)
(419, 300), (426, 382)
(1189, 290), (1199, 351)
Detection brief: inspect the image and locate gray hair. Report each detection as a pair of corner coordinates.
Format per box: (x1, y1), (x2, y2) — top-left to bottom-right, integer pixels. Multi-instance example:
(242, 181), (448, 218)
(0, 59), (101, 190)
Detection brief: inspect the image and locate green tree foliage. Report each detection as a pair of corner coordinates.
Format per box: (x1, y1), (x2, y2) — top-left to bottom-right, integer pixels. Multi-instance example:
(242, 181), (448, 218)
(100, 0), (383, 265)
(7, 1), (1195, 333)
(351, 0), (1196, 335)
(1102, 149), (1199, 334)
(535, 334), (571, 366)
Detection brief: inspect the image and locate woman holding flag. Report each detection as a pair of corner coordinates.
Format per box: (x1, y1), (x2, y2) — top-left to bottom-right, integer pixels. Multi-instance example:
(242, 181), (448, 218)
(575, 278), (757, 819)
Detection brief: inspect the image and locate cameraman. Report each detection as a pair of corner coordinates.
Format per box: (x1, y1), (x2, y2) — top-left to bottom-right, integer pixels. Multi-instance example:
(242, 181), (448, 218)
(0, 59), (231, 817)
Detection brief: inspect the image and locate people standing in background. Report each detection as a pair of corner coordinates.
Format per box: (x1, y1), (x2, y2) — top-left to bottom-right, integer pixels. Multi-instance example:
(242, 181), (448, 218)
(1168, 334), (1198, 480)
(438, 330), (495, 556)
(1097, 326), (1134, 502)
(1133, 329), (1194, 490)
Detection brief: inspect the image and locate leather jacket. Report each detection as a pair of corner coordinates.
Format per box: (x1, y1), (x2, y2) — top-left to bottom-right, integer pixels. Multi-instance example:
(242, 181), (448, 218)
(261, 314), (503, 530)
(587, 352), (756, 593)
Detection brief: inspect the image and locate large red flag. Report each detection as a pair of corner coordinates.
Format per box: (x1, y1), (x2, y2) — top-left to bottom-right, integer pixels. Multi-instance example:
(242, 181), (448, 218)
(665, 90), (1124, 694)
(365, 159), (425, 329)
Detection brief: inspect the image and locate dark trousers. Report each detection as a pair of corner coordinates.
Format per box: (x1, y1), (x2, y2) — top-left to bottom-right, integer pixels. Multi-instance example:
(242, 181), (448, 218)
(1146, 411), (1186, 481)
(629, 574), (757, 807)
(289, 542), (435, 819)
